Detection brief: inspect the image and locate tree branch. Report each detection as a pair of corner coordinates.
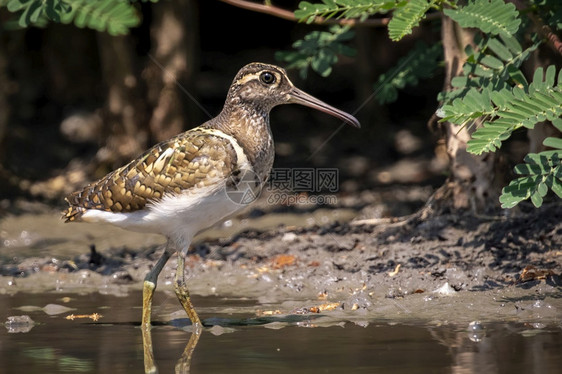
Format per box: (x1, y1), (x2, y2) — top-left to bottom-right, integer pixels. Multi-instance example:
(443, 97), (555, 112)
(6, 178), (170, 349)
(219, 0), (296, 22)
(218, 0), (440, 27)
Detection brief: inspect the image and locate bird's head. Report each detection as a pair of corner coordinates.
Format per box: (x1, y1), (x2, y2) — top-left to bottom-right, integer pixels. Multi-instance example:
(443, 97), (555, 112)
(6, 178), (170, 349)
(227, 62), (360, 128)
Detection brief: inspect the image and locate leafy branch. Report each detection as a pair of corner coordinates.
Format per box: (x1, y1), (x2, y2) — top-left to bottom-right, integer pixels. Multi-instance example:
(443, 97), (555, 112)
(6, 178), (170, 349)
(388, 0), (436, 41)
(2, 0), (147, 35)
(443, 0), (521, 37)
(500, 119), (562, 208)
(219, 0), (414, 27)
(61, 0), (141, 35)
(440, 65), (562, 155)
(438, 35), (541, 104)
(276, 0), (444, 78)
(294, 0), (399, 24)
(5, 0), (71, 27)
(275, 25), (356, 78)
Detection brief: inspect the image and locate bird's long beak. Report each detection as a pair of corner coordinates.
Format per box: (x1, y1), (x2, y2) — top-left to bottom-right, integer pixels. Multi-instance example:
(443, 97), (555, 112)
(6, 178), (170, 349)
(288, 88), (361, 128)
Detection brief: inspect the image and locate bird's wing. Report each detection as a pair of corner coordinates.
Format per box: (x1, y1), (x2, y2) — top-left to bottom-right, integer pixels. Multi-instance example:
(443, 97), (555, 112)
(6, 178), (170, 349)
(63, 128), (241, 222)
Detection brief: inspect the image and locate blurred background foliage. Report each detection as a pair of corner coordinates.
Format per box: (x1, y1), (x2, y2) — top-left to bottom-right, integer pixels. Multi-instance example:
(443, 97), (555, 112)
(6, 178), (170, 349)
(0, 0), (560, 214)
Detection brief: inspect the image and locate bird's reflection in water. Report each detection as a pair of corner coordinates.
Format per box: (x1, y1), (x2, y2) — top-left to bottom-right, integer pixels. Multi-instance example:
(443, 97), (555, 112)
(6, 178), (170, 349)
(140, 313), (322, 372)
(142, 323), (202, 374)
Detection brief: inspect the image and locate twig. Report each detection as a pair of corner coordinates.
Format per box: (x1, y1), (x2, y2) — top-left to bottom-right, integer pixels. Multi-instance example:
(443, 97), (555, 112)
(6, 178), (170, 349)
(219, 0), (296, 22)
(219, 0), (440, 27)
(65, 313), (103, 321)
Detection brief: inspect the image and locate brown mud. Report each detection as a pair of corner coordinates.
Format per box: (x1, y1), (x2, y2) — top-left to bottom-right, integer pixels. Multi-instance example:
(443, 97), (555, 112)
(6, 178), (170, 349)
(1, 189), (561, 325)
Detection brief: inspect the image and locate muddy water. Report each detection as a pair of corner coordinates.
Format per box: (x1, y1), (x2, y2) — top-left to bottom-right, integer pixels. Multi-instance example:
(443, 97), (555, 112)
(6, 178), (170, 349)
(1, 292), (561, 374)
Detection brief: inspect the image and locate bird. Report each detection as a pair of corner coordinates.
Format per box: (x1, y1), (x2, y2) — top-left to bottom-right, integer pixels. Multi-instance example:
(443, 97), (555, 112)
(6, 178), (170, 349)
(62, 62), (360, 329)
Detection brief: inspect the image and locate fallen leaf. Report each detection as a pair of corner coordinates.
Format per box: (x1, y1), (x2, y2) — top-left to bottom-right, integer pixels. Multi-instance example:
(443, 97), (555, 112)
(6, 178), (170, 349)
(291, 302), (342, 315)
(255, 309), (282, 316)
(388, 264), (401, 277)
(271, 254), (297, 269)
(518, 265), (555, 283)
(312, 302), (340, 313)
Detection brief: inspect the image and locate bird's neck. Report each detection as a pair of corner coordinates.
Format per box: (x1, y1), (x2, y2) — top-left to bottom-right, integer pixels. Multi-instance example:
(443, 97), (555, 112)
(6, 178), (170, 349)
(209, 101), (275, 181)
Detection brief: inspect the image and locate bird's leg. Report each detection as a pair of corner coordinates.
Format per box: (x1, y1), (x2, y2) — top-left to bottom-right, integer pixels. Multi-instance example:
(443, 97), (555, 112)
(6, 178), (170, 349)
(142, 243), (174, 374)
(175, 329), (201, 373)
(174, 251), (202, 329)
(142, 242), (174, 327)
(141, 324), (157, 374)
(172, 250), (202, 373)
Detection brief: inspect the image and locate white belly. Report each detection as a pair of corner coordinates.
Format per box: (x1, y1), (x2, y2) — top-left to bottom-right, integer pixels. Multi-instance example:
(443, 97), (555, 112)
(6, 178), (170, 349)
(81, 184), (245, 245)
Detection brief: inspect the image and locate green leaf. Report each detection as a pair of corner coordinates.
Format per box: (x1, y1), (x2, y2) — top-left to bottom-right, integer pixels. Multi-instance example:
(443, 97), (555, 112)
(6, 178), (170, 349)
(28, 0), (43, 23)
(311, 48), (337, 76)
(7, 0), (29, 12)
(60, 0), (140, 35)
(467, 121), (515, 154)
(530, 189), (543, 207)
(444, 0), (521, 37)
(543, 136), (562, 150)
(487, 37), (512, 61)
(454, 64), (562, 155)
(480, 55), (503, 70)
(3, 0), (140, 34)
(439, 35), (539, 104)
(500, 149), (562, 208)
(472, 88), (562, 154)
(294, 0), (400, 23)
(500, 176), (538, 208)
(439, 87), (495, 126)
(45, 0), (62, 22)
(388, 0), (433, 41)
(550, 177), (562, 198)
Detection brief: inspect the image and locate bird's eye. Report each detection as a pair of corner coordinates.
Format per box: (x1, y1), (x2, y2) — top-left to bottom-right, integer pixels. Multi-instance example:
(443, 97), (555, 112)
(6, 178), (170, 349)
(260, 72), (276, 85)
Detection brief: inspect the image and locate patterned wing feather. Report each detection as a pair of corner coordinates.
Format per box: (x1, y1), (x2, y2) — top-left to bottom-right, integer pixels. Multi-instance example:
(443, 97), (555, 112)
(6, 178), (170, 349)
(63, 128), (238, 222)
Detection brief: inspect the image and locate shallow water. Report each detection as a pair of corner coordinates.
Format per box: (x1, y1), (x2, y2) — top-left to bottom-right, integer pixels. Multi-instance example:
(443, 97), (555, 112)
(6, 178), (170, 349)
(1, 292), (561, 374)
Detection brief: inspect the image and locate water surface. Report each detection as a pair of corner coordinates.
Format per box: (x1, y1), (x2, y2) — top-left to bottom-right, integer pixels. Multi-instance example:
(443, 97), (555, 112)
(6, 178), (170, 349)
(1, 292), (560, 373)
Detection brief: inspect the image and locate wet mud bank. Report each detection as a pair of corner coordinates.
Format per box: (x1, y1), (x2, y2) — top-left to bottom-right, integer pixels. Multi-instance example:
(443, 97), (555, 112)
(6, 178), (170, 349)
(1, 201), (561, 325)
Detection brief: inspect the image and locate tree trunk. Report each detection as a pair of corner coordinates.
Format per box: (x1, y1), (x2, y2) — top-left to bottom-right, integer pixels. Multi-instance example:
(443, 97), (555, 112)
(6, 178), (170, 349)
(96, 33), (149, 170)
(432, 16), (499, 213)
(144, 0), (200, 143)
